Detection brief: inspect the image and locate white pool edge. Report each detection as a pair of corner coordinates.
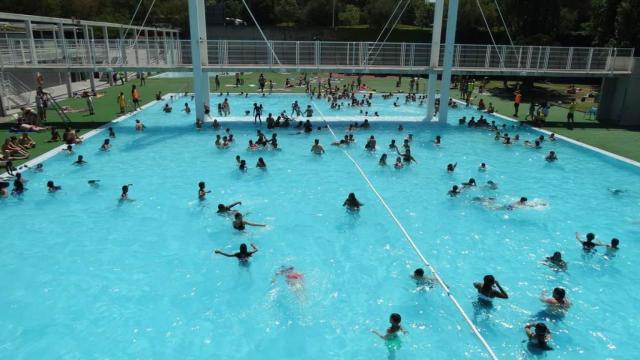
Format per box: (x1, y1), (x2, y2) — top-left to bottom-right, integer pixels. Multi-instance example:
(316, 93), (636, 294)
(3, 94), (639, 180)
(1, 99), (160, 179)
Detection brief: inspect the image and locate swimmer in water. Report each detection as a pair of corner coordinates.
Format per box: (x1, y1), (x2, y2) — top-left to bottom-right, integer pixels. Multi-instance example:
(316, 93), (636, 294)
(608, 188), (626, 195)
(239, 160), (247, 171)
(576, 232), (604, 251)
(543, 252), (567, 270)
(484, 180), (498, 190)
(214, 243), (258, 262)
(388, 139), (397, 151)
(411, 268), (438, 289)
(379, 153), (387, 166)
(606, 238), (620, 253)
(540, 287), (571, 310)
(272, 266), (304, 288)
(73, 155), (87, 165)
(217, 201), (241, 214)
(47, 180), (61, 192)
(343, 192), (363, 210)
(524, 323), (552, 351)
(108, 127), (116, 138)
(479, 162), (487, 171)
(545, 151), (558, 162)
(100, 138), (111, 151)
(88, 180), (100, 188)
(448, 185), (461, 197)
(396, 148), (416, 164)
(120, 184), (133, 201)
(372, 313), (407, 347)
(232, 212), (266, 230)
(311, 139), (325, 155)
(433, 135), (441, 145)
(473, 275), (508, 305)
(198, 181), (210, 200)
(256, 157), (266, 169)
(394, 156), (403, 169)
(462, 178), (476, 188)
(446, 163), (457, 172)
(135, 119), (145, 131)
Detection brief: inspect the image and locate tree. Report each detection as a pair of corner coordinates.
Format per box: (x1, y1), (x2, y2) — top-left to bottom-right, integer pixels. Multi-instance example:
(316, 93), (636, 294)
(363, 0), (397, 29)
(274, 0), (301, 24)
(301, 0), (331, 26)
(614, 0), (640, 50)
(338, 4), (361, 26)
(412, 0), (433, 28)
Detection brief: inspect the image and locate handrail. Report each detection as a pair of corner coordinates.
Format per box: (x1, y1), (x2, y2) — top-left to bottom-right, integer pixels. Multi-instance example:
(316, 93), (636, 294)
(0, 38), (633, 75)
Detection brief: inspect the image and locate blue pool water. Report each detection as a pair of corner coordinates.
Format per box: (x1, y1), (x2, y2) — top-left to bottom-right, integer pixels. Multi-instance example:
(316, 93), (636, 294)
(1, 94), (639, 359)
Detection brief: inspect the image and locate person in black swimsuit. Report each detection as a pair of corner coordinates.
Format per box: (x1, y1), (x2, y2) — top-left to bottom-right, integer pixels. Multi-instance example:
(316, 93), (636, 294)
(217, 201), (241, 214)
(576, 232), (605, 251)
(233, 212), (266, 230)
(214, 243), (258, 262)
(473, 275), (508, 305)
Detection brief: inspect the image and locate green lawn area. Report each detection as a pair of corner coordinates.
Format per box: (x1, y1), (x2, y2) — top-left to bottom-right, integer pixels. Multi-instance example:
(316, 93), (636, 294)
(2, 72), (639, 169)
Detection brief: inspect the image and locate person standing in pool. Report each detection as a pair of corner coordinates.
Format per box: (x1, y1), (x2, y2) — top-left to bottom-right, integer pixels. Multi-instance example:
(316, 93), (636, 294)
(198, 181), (210, 200)
(214, 243), (258, 263)
(372, 313), (407, 356)
(73, 155), (87, 165)
(473, 275), (508, 305)
(233, 212), (265, 230)
(524, 323), (552, 351)
(576, 232), (604, 251)
(311, 139), (325, 155)
(343, 193), (363, 210)
(543, 252), (567, 270)
(540, 287), (571, 310)
(120, 184), (133, 201)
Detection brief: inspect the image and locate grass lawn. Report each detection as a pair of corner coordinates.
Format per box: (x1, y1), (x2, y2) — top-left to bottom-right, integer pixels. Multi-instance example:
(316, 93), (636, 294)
(2, 72), (639, 169)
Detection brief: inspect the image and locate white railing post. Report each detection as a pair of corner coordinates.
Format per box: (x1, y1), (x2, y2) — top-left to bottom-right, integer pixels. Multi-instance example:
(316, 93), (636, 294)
(24, 20), (38, 65)
(295, 41), (300, 66)
(315, 40), (320, 67)
(586, 47), (593, 71)
(484, 45), (491, 68)
(400, 43), (406, 66)
(610, 48), (617, 74)
(517, 47), (523, 68)
(566, 47), (573, 70)
(543, 46), (550, 69)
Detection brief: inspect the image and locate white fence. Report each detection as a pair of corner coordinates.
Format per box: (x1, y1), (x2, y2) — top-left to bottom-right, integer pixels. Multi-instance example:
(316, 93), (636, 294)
(0, 39), (634, 74)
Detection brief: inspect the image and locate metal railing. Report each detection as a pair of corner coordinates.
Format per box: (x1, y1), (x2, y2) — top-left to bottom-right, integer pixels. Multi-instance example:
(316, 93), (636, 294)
(0, 39), (634, 75)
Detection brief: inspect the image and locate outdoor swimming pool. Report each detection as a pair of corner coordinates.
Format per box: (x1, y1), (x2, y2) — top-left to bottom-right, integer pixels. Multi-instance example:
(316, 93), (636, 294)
(1, 94), (638, 359)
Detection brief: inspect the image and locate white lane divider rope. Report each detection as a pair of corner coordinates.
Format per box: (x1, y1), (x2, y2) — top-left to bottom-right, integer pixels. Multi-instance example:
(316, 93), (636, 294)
(311, 103), (499, 360)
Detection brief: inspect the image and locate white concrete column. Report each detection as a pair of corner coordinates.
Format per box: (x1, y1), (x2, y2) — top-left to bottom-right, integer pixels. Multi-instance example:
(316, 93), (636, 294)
(188, 0), (210, 120)
(104, 26), (113, 85)
(25, 20), (38, 64)
(83, 25), (96, 92)
(58, 23), (73, 97)
(426, 0), (444, 121)
(438, 0), (459, 123)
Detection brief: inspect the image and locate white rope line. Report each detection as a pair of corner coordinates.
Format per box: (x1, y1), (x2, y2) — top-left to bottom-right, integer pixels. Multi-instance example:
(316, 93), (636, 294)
(368, 0), (411, 66)
(241, 0), (282, 66)
(311, 103), (499, 360)
(366, 0), (405, 60)
(476, 0), (504, 67)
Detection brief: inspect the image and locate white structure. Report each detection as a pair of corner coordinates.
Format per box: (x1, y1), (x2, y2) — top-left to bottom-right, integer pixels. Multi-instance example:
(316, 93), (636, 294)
(426, 0), (445, 122)
(187, 0), (210, 121)
(438, 0), (460, 123)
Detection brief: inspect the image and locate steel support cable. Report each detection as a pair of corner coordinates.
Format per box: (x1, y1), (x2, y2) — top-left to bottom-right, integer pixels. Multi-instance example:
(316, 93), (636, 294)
(114, 0), (144, 66)
(476, 0), (504, 67)
(369, 0), (411, 66)
(312, 102), (499, 360)
(492, 0), (521, 64)
(241, 0), (282, 66)
(366, 0), (405, 59)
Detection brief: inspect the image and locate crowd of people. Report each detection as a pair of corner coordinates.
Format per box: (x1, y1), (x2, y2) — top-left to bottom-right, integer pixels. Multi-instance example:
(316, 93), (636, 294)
(0, 74), (626, 357)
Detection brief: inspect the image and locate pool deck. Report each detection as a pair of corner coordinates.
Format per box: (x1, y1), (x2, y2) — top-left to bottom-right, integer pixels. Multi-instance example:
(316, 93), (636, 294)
(2, 73), (639, 168)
